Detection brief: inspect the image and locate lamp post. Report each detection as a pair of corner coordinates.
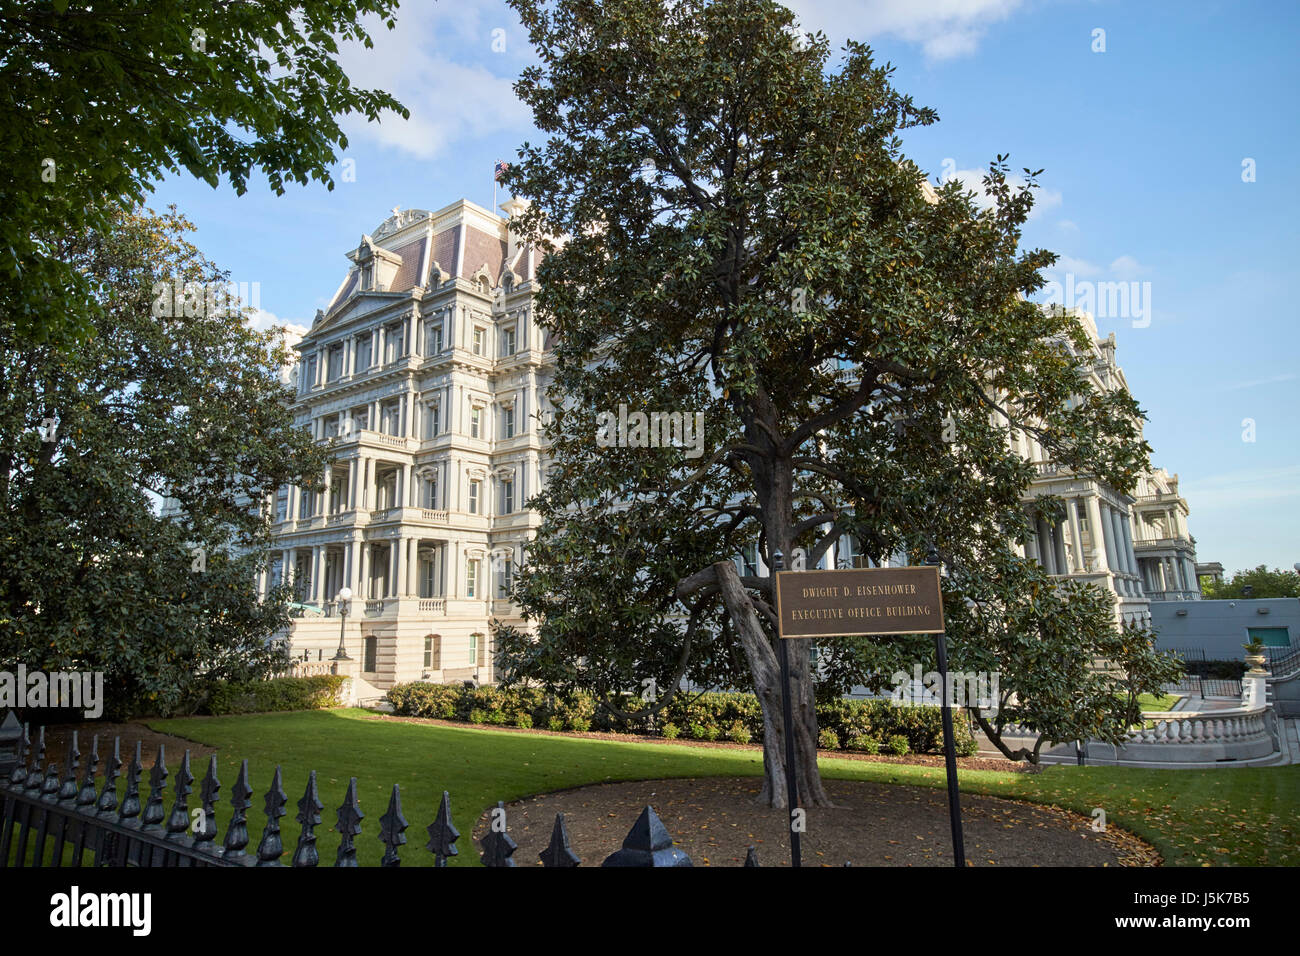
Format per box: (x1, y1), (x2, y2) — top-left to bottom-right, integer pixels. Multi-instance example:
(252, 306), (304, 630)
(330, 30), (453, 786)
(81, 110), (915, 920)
(332, 586), (353, 661)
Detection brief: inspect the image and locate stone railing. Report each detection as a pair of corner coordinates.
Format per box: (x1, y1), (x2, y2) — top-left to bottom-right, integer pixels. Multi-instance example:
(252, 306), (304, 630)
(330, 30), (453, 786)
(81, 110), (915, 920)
(272, 660), (339, 678)
(1116, 676), (1278, 762)
(418, 599), (446, 614)
(420, 509), (449, 524)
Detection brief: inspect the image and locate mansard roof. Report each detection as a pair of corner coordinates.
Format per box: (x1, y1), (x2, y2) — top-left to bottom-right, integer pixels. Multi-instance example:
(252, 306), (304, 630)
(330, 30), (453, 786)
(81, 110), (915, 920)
(316, 199), (539, 329)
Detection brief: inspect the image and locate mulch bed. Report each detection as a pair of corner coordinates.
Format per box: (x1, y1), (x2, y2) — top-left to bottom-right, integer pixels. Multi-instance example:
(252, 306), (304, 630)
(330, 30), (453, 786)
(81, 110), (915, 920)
(20, 722), (216, 771)
(472, 776), (1160, 867)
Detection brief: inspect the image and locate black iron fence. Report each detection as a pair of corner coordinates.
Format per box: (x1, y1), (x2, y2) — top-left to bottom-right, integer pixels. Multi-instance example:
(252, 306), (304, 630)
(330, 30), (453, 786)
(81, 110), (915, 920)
(1160, 676), (1243, 699)
(0, 716), (709, 868)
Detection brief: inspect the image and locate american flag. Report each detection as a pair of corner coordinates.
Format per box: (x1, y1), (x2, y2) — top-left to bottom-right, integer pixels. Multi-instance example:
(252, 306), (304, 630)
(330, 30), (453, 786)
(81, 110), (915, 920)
(494, 160), (510, 182)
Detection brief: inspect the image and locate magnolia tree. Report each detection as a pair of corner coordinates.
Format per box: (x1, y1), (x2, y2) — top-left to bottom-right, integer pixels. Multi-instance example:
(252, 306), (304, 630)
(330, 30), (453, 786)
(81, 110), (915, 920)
(493, 0), (1180, 804)
(0, 205), (329, 718)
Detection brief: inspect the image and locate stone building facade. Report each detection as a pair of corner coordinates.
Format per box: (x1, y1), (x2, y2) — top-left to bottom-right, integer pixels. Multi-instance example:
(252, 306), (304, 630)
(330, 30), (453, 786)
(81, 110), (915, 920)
(267, 198), (550, 690)
(267, 200), (1196, 688)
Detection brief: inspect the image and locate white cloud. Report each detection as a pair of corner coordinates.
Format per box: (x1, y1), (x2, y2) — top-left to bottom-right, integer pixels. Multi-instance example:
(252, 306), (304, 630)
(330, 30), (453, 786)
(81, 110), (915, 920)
(248, 309), (309, 343)
(940, 167), (1062, 219)
(1180, 464), (1300, 509)
(1218, 373), (1298, 393)
(334, 1), (534, 160)
(787, 0), (1027, 61)
(1108, 255), (1149, 280)
(1057, 219), (1079, 233)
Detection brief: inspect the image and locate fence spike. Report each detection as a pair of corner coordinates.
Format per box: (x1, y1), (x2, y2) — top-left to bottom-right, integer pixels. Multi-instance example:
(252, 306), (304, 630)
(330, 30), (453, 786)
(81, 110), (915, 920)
(117, 741), (143, 828)
(291, 770), (324, 867)
(333, 777), (364, 867)
(744, 846), (760, 867)
(141, 745), (167, 830)
(9, 723), (30, 785)
(600, 805), (692, 867)
(165, 752), (194, 842)
(539, 812), (580, 867)
(58, 732), (80, 802)
(41, 760), (61, 799)
(379, 784), (409, 867)
(24, 726), (46, 790)
(75, 735), (99, 809)
(193, 755), (220, 854)
(222, 759), (253, 860)
(96, 738), (122, 816)
(479, 801), (517, 867)
(255, 765), (288, 866)
(425, 790), (460, 867)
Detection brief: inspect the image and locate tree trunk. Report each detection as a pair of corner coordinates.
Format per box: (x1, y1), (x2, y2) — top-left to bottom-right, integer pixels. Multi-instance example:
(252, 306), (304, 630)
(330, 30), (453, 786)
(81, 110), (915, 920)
(713, 560), (832, 808)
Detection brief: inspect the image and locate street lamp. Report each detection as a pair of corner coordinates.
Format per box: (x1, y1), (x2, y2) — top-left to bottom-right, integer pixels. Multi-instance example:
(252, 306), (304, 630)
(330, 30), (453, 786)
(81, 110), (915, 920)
(332, 586), (353, 661)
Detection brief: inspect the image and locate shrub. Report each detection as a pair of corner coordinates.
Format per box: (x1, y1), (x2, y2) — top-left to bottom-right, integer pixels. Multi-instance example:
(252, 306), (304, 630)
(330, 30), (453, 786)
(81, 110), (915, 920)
(886, 734), (910, 756)
(383, 681), (978, 756)
(513, 713), (533, 729)
(818, 728), (840, 751)
(206, 675), (347, 716)
(726, 721), (752, 745)
(485, 709), (507, 725)
(847, 734), (879, 754)
(661, 722), (680, 739)
(956, 734), (979, 757)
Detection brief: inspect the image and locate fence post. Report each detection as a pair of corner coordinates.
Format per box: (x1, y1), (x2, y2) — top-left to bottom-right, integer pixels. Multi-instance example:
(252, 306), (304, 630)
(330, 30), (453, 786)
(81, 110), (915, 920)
(601, 806), (691, 867)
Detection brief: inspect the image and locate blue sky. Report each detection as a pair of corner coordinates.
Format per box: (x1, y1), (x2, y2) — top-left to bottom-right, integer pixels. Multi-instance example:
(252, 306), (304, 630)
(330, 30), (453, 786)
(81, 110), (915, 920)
(147, 0), (1299, 575)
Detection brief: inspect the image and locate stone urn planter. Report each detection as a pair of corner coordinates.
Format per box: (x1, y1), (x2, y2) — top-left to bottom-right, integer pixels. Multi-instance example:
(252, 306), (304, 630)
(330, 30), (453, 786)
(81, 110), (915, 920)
(1244, 644), (1269, 676)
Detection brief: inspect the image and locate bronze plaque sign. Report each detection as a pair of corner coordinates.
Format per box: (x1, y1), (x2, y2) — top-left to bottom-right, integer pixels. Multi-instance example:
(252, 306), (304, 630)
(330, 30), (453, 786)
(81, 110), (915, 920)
(774, 566), (945, 638)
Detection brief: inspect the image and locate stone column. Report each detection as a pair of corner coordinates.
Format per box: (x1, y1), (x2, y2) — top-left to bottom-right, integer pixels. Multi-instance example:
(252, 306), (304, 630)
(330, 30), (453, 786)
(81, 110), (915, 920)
(1099, 502), (1118, 577)
(1120, 513), (1137, 579)
(1035, 515), (1054, 574)
(1068, 498), (1086, 571)
(390, 539), (401, 599)
(1052, 519), (1068, 575)
(1086, 495), (1108, 572)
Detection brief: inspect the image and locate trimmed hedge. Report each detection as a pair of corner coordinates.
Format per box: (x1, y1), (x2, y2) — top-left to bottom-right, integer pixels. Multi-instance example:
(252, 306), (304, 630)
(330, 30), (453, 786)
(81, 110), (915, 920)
(207, 675), (349, 716)
(386, 683), (979, 757)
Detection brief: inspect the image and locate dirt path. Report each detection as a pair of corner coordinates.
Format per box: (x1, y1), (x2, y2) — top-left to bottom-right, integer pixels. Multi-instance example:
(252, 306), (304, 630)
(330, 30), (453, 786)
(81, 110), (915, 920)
(475, 776), (1160, 867)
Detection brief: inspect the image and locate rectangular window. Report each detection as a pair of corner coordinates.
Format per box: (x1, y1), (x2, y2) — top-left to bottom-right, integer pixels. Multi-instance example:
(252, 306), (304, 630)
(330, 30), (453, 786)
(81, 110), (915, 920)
(423, 635), (434, 669)
(497, 559), (513, 598)
(500, 326), (516, 357)
(423, 474), (439, 509)
(363, 636), (377, 673)
(472, 327), (485, 356)
(501, 479), (514, 514)
(1247, 627), (1291, 648)
(427, 322), (443, 355)
(740, 542), (759, 577)
(298, 490), (312, 519)
(302, 355), (318, 392)
(385, 323), (405, 363)
(382, 400), (402, 436)
(502, 406), (515, 439)
(326, 344), (343, 381)
(425, 403), (440, 439)
(275, 487), (288, 522)
(466, 559), (479, 597)
(351, 407), (370, 433)
(470, 406), (481, 439)
(468, 480), (481, 515)
(356, 335), (372, 372)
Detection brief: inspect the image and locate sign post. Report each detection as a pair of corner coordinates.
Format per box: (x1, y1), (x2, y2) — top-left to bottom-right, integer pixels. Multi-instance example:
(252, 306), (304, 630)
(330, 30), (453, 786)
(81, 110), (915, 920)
(773, 561), (966, 869)
(771, 551), (801, 868)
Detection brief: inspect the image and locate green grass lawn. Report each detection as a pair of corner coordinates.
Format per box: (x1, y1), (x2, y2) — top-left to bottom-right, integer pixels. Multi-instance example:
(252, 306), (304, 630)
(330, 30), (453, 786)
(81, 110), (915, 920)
(11, 708), (1293, 867)
(1136, 693), (1182, 712)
